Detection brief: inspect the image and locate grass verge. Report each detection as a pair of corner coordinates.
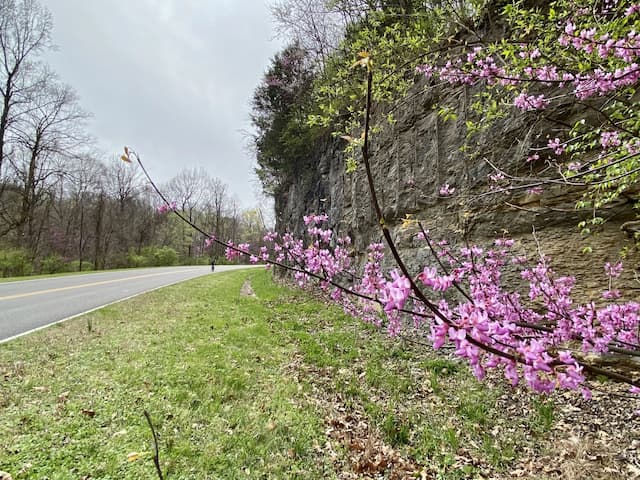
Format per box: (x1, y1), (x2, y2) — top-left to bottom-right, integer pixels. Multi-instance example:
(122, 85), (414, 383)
(0, 269), (552, 479)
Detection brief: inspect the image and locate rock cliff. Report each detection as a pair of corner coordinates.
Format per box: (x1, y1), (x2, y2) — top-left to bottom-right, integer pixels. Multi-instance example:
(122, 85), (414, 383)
(274, 79), (639, 298)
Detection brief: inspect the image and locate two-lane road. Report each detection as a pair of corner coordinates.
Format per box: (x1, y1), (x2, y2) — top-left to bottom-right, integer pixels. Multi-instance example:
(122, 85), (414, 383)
(0, 265), (250, 343)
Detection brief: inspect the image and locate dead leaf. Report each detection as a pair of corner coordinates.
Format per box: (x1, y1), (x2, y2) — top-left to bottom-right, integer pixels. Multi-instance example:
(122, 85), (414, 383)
(81, 409), (96, 418)
(127, 452), (148, 462)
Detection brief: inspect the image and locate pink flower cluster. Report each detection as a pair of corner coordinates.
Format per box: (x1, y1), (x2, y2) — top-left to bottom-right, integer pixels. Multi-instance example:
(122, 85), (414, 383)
(204, 235), (216, 248)
(439, 183), (456, 196)
(157, 201), (178, 214)
(419, 42), (640, 104)
(413, 5), (640, 179)
(244, 214), (640, 396)
(559, 22), (640, 64)
(626, 4), (640, 16)
(513, 91), (550, 111)
(224, 241), (251, 261)
(600, 131), (621, 149)
(547, 138), (566, 155)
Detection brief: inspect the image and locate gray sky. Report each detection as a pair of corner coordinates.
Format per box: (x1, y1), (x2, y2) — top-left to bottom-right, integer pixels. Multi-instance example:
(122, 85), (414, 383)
(41, 0), (283, 207)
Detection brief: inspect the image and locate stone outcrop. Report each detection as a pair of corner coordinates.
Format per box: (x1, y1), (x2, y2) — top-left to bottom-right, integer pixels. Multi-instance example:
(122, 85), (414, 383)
(274, 79), (639, 298)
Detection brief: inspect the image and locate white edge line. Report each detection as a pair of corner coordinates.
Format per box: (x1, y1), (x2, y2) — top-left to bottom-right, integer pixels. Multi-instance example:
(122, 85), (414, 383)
(0, 272), (214, 345)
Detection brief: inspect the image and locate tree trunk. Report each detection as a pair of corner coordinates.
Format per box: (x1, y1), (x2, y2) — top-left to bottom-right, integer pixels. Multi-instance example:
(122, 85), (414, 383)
(93, 193), (104, 270)
(0, 74), (14, 177)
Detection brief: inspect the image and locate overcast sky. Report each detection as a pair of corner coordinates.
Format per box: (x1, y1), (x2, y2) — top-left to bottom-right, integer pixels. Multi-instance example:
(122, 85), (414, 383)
(41, 0), (284, 207)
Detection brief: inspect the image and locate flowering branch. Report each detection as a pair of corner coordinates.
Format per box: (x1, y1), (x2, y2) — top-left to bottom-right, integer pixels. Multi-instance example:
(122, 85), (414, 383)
(121, 2), (640, 399)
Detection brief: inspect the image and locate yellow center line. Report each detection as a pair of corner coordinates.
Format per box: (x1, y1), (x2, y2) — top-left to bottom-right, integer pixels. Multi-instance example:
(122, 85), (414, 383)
(0, 269), (201, 301)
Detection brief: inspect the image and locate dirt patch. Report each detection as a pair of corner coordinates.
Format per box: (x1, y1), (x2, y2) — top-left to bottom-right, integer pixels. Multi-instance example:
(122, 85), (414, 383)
(240, 279), (257, 298)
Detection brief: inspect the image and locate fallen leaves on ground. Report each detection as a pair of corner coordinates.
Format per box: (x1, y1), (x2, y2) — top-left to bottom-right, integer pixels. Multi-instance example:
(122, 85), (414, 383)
(285, 315), (640, 480)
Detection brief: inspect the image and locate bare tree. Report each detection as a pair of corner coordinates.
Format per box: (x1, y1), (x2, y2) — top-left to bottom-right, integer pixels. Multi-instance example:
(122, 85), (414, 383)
(225, 196), (241, 245)
(203, 176), (228, 258)
(164, 167), (211, 258)
(67, 155), (104, 271)
(270, 0), (347, 67)
(101, 158), (145, 264)
(7, 79), (89, 254)
(104, 157), (143, 207)
(165, 168), (209, 218)
(0, 0), (53, 177)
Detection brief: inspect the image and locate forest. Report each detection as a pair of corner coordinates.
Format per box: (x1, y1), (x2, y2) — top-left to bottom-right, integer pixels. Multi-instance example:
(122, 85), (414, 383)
(0, 0), (267, 277)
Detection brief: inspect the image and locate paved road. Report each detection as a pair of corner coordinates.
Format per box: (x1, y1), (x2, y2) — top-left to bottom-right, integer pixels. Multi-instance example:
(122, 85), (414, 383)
(0, 265), (250, 343)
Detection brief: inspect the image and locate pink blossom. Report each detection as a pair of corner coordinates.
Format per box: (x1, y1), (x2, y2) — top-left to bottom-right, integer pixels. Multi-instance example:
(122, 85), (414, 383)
(381, 270), (411, 312)
(303, 213), (328, 226)
(439, 183), (456, 196)
(604, 262), (623, 278)
(418, 266), (454, 291)
(547, 138), (566, 155)
(204, 236), (216, 248)
(602, 290), (621, 299)
(157, 201), (178, 214)
(600, 131), (621, 149)
(257, 213), (640, 397)
(625, 4), (640, 16)
(513, 91), (550, 111)
(567, 162), (582, 172)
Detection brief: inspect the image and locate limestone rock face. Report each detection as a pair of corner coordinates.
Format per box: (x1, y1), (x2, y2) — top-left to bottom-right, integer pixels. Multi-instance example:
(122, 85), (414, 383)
(274, 81), (639, 298)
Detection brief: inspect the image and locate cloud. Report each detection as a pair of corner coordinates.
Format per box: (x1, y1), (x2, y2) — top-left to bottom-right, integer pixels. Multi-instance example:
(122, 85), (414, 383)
(42, 0), (283, 206)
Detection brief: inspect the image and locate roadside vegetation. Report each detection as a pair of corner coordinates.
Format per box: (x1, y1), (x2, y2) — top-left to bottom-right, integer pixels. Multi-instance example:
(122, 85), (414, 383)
(0, 1), (271, 278)
(1, 269), (634, 479)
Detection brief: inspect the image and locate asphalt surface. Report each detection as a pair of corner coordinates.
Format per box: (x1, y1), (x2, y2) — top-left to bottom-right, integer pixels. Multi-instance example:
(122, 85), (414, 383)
(0, 265), (250, 343)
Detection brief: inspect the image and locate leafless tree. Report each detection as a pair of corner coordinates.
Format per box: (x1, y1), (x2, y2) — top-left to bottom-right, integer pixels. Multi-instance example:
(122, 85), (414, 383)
(67, 155), (104, 270)
(6, 79), (89, 254)
(270, 0), (347, 67)
(203, 176), (228, 257)
(104, 156), (143, 208)
(164, 167), (212, 257)
(0, 0), (53, 177)
(100, 158), (145, 264)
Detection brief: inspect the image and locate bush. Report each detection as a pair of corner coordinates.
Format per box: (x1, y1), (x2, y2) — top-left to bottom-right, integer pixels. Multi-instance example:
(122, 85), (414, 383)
(0, 248), (32, 277)
(126, 251), (146, 268)
(213, 256), (233, 265)
(130, 246), (179, 267)
(152, 246), (178, 266)
(68, 260), (94, 272)
(181, 256), (211, 266)
(40, 254), (69, 274)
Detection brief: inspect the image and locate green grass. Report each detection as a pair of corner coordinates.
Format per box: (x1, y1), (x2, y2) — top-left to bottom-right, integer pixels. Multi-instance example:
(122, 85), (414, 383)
(0, 269), (552, 479)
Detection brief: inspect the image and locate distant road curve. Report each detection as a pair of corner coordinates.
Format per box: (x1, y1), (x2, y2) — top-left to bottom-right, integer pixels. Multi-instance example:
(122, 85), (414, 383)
(0, 265), (252, 343)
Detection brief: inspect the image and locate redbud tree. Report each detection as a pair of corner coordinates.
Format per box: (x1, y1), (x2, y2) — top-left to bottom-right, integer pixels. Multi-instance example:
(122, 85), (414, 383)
(413, 0), (640, 233)
(125, 0), (640, 400)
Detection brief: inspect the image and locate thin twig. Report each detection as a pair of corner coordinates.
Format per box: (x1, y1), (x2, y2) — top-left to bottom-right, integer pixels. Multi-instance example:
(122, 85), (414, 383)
(144, 410), (165, 480)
